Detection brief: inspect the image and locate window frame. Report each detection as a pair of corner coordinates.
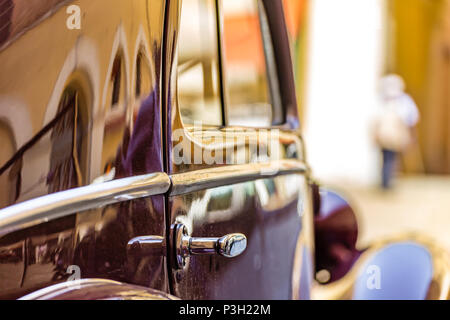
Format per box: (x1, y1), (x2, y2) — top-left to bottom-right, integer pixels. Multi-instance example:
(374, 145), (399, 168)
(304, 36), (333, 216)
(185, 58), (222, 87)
(216, 0), (285, 127)
(176, 0), (224, 127)
(175, 0), (294, 128)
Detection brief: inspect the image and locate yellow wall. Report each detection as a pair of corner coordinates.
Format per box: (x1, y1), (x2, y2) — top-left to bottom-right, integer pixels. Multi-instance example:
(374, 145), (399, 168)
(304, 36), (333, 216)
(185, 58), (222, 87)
(389, 0), (448, 173)
(389, 0), (442, 110)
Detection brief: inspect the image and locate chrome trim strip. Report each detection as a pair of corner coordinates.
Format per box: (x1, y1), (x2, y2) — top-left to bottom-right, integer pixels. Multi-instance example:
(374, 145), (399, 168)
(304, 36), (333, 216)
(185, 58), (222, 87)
(19, 279), (123, 300)
(19, 278), (178, 300)
(170, 159), (308, 196)
(0, 160), (307, 236)
(0, 172), (170, 237)
(258, 0), (283, 124)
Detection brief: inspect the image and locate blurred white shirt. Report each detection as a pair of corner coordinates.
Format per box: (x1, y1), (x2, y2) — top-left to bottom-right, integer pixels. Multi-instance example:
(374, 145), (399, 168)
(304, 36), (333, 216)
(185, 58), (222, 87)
(383, 93), (420, 127)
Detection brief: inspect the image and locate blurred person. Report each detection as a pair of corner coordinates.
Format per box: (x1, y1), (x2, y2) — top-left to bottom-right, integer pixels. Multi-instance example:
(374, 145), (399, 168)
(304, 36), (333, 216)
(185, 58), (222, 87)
(373, 74), (420, 189)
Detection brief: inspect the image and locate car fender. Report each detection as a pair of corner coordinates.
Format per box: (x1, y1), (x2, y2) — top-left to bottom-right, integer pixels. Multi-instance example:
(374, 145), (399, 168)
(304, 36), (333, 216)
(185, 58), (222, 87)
(19, 279), (178, 300)
(312, 233), (450, 300)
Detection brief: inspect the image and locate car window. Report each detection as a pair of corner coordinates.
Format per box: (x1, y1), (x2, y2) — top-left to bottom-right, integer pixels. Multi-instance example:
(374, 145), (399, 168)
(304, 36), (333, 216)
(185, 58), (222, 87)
(177, 0), (223, 126)
(222, 0), (282, 127)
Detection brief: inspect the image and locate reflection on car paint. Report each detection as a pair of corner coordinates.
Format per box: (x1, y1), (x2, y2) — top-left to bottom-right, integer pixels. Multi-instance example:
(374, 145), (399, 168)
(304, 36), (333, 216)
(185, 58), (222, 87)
(0, 0), (168, 299)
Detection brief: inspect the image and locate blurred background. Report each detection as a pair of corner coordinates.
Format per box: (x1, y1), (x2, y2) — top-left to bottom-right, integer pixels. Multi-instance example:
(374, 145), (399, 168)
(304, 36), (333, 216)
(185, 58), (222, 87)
(284, 0), (450, 250)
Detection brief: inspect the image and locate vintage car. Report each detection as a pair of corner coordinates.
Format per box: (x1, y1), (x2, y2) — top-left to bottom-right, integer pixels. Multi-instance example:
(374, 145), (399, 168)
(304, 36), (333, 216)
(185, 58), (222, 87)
(0, 0), (449, 300)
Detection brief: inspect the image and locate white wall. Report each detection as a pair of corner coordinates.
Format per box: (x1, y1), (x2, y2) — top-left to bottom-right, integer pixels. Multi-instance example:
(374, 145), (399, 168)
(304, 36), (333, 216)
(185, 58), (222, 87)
(303, 0), (386, 186)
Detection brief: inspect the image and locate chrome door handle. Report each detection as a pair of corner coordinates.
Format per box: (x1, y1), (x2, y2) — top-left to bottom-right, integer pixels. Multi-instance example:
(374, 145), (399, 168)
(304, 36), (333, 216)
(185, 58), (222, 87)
(173, 224), (247, 269)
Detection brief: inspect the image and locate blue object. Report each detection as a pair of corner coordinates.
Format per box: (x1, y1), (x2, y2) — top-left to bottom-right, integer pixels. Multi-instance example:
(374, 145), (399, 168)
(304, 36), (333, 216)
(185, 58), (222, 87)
(353, 242), (433, 300)
(319, 190), (348, 218)
(382, 149), (397, 189)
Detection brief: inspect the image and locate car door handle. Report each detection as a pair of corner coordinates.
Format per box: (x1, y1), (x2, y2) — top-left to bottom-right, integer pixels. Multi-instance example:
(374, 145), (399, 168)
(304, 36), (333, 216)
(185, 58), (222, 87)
(173, 224), (247, 269)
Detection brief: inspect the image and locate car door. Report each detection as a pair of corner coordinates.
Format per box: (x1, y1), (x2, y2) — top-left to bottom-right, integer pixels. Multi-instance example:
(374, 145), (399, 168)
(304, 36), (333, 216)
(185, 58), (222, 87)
(162, 0), (315, 299)
(0, 0), (169, 299)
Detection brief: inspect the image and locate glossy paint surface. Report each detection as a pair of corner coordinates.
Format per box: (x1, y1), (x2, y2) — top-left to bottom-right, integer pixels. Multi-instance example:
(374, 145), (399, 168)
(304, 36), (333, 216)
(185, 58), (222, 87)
(313, 187), (361, 283)
(164, 0), (313, 299)
(169, 175), (308, 299)
(0, 0), (315, 301)
(0, 0), (168, 299)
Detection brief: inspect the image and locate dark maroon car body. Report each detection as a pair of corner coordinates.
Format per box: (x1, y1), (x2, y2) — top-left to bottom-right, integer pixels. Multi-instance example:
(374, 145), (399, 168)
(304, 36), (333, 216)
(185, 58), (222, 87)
(0, 0), (362, 300)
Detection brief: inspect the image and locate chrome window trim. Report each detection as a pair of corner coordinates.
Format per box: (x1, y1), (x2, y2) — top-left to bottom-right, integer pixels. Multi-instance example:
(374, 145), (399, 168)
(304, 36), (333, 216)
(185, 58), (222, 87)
(258, 0), (283, 125)
(217, 0), (283, 127)
(215, 0), (228, 126)
(169, 159), (308, 196)
(0, 172), (171, 237)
